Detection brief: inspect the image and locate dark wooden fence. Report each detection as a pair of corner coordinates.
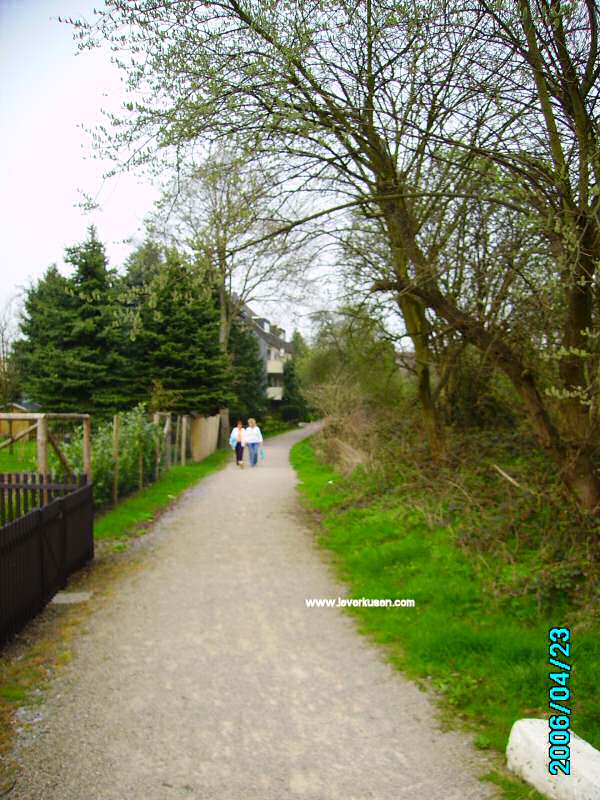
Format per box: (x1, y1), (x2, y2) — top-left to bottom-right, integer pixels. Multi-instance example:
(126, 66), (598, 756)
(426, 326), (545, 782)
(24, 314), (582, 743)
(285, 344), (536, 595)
(0, 474), (94, 644)
(0, 473), (88, 527)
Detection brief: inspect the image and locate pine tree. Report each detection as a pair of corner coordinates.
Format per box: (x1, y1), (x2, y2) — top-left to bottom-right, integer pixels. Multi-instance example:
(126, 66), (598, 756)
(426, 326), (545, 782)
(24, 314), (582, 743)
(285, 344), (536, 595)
(228, 318), (267, 420)
(20, 266), (77, 410)
(20, 228), (134, 415)
(66, 227), (134, 413)
(134, 250), (233, 413)
(281, 352), (308, 423)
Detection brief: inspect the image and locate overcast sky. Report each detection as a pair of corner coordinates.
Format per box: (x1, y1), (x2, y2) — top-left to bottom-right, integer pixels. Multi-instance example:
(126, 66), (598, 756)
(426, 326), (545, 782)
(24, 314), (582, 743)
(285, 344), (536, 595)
(0, 0), (324, 336)
(0, 0), (162, 317)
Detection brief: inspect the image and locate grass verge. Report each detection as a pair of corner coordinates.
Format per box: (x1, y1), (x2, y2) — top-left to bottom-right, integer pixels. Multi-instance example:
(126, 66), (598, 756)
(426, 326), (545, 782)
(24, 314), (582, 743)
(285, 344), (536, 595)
(0, 440), (37, 472)
(290, 437), (599, 800)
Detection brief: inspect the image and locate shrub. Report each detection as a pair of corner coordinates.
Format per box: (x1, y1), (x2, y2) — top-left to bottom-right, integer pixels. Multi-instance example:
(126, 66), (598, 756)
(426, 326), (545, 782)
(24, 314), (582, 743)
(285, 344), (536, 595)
(49, 405), (160, 508)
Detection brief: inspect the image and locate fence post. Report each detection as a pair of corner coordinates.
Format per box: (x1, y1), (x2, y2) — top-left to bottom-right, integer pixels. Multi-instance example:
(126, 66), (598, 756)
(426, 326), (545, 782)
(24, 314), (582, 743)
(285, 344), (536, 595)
(165, 416), (172, 470)
(181, 415), (188, 466)
(153, 412), (161, 481)
(113, 414), (120, 506)
(174, 415), (181, 465)
(37, 416), (49, 505)
(36, 416), (48, 477)
(82, 417), (92, 483)
(138, 444), (143, 492)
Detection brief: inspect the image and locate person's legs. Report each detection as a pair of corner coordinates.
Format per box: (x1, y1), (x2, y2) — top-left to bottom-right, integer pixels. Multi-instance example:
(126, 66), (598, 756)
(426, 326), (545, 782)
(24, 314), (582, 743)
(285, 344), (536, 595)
(249, 442), (258, 466)
(236, 442), (244, 465)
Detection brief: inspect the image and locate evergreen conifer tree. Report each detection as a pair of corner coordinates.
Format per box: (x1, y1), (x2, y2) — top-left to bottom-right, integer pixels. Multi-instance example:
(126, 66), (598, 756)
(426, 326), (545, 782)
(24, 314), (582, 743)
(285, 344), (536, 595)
(135, 250), (233, 413)
(20, 228), (134, 415)
(20, 266), (77, 410)
(281, 336), (309, 422)
(228, 318), (267, 420)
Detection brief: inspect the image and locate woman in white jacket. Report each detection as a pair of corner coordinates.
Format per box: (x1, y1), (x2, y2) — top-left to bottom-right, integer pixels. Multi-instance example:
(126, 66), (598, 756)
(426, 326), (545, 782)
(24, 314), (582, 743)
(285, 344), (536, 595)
(245, 418), (263, 467)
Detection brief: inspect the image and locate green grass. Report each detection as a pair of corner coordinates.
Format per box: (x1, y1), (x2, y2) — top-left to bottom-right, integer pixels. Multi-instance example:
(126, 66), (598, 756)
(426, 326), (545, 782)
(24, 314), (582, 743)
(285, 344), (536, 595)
(94, 448), (231, 540)
(0, 439), (37, 472)
(262, 419), (299, 438)
(291, 437), (600, 800)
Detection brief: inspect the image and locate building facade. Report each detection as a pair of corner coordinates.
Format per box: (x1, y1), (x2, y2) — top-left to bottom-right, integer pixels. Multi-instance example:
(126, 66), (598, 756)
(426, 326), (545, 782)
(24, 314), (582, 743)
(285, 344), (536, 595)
(240, 307), (294, 401)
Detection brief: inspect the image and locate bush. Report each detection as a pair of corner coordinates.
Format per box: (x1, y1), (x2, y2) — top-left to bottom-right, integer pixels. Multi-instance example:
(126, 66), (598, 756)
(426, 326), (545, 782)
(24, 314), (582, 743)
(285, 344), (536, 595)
(49, 405), (160, 508)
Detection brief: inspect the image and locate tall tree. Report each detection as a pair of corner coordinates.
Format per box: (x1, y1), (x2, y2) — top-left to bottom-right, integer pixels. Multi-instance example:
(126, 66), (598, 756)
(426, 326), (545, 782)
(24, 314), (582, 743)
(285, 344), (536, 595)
(228, 318), (268, 421)
(149, 151), (304, 352)
(21, 228), (134, 414)
(79, 1), (466, 457)
(148, 151), (308, 441)
(134, 250), (233, 414)
(281, 357), (309, 423)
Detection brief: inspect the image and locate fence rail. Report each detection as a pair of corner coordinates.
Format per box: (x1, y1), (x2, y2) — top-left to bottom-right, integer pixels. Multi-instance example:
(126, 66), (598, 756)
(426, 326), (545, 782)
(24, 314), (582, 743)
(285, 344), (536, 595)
(0, 472), (87, 527)
(0, 477), (94, 645)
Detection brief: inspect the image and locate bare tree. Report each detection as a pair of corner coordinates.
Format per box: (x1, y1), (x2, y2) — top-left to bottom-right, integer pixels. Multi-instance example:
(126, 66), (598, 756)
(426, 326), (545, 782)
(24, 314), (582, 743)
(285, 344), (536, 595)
(0, 299), (21, 411)
(147, 150), (312, 352)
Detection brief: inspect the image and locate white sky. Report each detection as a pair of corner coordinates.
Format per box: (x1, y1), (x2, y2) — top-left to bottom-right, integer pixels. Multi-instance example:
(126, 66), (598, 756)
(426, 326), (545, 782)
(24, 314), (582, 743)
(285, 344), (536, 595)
(0, 0), (335, 338)
(0, 0), (160, 316)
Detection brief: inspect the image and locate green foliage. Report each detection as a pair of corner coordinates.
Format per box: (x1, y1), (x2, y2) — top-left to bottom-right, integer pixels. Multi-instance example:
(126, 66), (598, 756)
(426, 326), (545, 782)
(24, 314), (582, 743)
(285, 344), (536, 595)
(442, 346), (518, 429)
(20, 228), (134, 415)
(260, 415), (297, 438)
(19, 234), (234, 417)
(228, 317), (267, 420)
(0, 439), (37, 472)
(281, 358), (309, 422)
(301, 310), (406, 412)
(123, 239), (164, 288)
(291, 438), (600, 781)
(49, 405), (158, 508)
(131, 250), (233, 413)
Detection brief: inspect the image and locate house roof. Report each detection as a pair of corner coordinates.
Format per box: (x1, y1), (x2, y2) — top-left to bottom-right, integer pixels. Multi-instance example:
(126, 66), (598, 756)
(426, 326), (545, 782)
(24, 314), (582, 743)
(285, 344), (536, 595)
(4, 400), (42, 412)
(239, 303), (294, 355)
(249, 320), (294, 354)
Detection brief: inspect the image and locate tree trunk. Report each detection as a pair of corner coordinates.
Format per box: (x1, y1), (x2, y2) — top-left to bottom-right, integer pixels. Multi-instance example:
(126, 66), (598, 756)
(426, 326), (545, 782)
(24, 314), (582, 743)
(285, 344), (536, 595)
(377, 182), (445, 458)
(396, 292), (445, 459)
(218, 407), (231, 450)
(216, 270), (232, 450)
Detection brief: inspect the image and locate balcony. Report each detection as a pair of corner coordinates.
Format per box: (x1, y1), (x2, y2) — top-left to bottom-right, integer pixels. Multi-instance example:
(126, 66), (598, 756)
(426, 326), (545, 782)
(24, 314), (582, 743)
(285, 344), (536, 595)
(267, 359), (284, 374)
(267, 386), (283, 401)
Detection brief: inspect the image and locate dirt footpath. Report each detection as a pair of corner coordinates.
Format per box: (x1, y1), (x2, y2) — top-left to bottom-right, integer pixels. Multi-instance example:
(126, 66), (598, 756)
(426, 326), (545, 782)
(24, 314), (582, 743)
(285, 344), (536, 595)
(8, 426), (496, 799)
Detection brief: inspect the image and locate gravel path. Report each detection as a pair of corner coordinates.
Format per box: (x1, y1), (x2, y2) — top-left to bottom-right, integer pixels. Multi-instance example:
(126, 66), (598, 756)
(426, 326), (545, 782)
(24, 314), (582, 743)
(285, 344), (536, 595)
(9, 426), (496, 799)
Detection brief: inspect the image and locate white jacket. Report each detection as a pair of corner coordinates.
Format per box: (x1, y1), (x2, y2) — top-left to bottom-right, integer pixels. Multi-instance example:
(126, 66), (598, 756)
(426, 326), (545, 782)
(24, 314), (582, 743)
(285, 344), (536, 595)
(245, 425), (263, 444)
(230, 427), (246, 446)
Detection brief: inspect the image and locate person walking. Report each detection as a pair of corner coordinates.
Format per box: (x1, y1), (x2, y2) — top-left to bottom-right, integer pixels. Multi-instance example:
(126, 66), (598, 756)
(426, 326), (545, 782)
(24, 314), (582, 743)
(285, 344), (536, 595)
(245, 418), (263, 467)
(229, 419), (246, 467)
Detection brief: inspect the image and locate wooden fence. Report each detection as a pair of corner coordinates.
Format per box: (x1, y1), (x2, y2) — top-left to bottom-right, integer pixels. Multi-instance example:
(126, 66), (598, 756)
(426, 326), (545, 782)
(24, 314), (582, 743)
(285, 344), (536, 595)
(0, 413), (92, 482)
(0, 473), (87, 527)
(0, 477), (94, 644)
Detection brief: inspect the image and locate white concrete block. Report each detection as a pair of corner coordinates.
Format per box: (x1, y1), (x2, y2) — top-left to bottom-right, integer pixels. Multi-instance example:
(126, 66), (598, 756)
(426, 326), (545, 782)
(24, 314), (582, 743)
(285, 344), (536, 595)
(506, 718), (600, 800)
(50, 591), (93, 605)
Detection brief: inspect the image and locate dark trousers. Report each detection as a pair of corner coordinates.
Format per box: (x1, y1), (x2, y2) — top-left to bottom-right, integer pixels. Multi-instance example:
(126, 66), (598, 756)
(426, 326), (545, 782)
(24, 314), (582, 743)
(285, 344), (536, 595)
(235, 443), (244, 463)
